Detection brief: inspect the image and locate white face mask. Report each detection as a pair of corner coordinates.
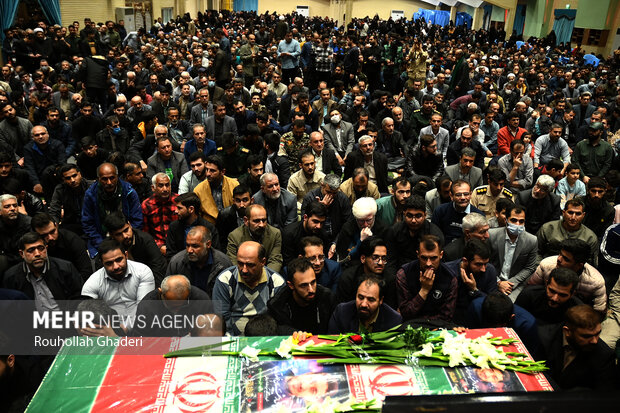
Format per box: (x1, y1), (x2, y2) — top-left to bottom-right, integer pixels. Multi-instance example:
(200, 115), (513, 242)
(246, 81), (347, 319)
(588, 81), (595, 88)
(330, 115), (341, 124)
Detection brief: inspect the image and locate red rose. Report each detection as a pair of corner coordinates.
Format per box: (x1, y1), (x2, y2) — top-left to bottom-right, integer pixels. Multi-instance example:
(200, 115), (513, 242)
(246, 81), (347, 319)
(349, 335), (363, 345)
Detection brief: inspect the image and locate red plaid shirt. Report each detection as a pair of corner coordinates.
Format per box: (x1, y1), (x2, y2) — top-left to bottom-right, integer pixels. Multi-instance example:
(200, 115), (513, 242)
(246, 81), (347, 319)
(141, 194), (178, 247)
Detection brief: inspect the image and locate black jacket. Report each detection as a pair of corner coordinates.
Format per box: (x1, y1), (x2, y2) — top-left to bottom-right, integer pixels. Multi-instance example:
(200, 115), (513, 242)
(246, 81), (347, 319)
(344, 149), (389, 194)
(281, 220), (331, 264)
(384, 220), (445, 274)
(127, 230), (168, 286)
(47, 229), (92, 281)
(405, 145), (444, 180)
(265, 152), (291, 189)
(49, 179), (91, 235)
(215, 206), (243, 251)
(165, 216), (221, 260)
(336, 217), (389, 263)
(336, 263), (398, 309)
(268, 284), (336, 334)
(301, 187), (352, 242)
(2, 257), (83, 308)
(446, 139), (486, 170)
(0, 214), (32, 266)
(515, 190), (561, 235)
(166, 248), (232, 297)
(328, 300), (402, 334)
(317, 147), (342, 175)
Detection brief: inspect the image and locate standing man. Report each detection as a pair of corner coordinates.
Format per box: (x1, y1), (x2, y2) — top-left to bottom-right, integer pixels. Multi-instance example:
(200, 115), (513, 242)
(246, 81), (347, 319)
(277, 32), (301, 85)
(212, 241), (285, 335)
(572, 122), (613, 184)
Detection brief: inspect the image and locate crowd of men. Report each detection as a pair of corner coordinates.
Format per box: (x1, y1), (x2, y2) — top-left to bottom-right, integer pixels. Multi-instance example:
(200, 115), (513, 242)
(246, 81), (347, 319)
(1, 8), (620, 408)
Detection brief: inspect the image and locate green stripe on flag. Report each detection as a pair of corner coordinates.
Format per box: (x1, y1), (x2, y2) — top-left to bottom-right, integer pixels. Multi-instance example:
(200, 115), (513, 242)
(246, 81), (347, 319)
(26, 339), (118, 412)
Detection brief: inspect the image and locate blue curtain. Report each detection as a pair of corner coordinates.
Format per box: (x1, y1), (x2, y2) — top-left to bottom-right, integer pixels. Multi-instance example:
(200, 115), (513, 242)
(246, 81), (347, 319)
(514, 4), (526, 36)
(0, 0), (19, 43)
(233, 0), (257, 12)
(413, 9), (450, 27)
(37, 0), (62, 25)
(455, 12), (472, 28)
(552, 9), (576, 45)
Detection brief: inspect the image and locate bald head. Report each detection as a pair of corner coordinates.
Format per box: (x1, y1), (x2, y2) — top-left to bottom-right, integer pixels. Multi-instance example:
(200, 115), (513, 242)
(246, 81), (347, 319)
(160, 275), (191, 299)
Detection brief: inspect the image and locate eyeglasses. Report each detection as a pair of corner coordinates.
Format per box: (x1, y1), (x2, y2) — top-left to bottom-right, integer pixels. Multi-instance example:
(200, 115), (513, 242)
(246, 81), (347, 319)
(370, 255), (388, 264)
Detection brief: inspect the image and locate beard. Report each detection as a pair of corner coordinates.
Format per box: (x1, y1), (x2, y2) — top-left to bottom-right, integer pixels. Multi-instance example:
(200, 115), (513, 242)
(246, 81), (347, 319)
(265, 190), (280, 200)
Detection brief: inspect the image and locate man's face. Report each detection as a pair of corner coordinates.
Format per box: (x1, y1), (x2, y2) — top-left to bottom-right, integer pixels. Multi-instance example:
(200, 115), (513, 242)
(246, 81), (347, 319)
(300, 155), (315, 177)
(237, 245), (264, 284)
(430, 115), (442, 131)
(199, 91), (210, 104)
(557, 250), (582, 273)
(262, 176), (281, 199)
(546, 277), (573, 308)
(356, 281), (383, 321)
(47, 110), (60, 124)
(304, 244), (325, 274)
(289, 267), (317, 304)
(101, 249), (128, 279)
(153, 176), (171, 199)
(34, 221), (60, 247)
(423, 99), (433, 112)
(109, 223), (134, 248)
(489, 179), (505, 197)
(125, 166), (143, 185)
(467, 225), (490, 241)
(404, 208), (425, 233)
(157, 139), (173, 160)
(246, 208), (267, 237)
(382, 119), (394, 134)
(466, 254), (489, 277)
(562, 205), (585, 231)
(418, 243), (443, 272)
(114, 106), (126, 118)
(0, 162), (12, 178)
(460, 155), (475, 174)
(303, 214), (325, 234)
(215, 105), (226, 120)
(0, 198), (18, 222)
(550, 127), (562, 142)
(532, 182), (550, 199)
(285, 32), (293, 43)
(20, 240), (47, 270)
(359, 139), (374, 157)
(353, 175), (369, 194)
(451, 183), (471, 209)
(32, 127), (49, 146)
(193, 127), (206, 144)
(205, 162), (224, 184)
(587, 186), (605, 206)
(460, 130), (473, 146)
(361, 246), (387, 275)
(186, 233), (210, 262)
(393, 182), (411, 205)
(190, 159), (206, 179)
(232, 192), (251, 215)
(565, 324), (601, 352)
(309, 135), (324, 153)
(81, 105), (93, 117)
(469, 118), (480, 133)
(98, 166), (118, 193)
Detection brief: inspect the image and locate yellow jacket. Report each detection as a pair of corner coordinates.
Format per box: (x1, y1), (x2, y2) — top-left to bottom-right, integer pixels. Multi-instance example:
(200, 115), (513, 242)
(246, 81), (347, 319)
(193, 176), (239, 223)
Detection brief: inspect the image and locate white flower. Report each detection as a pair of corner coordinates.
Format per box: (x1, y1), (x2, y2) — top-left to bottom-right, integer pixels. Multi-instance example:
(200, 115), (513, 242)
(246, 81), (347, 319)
(239, 346), (261, 362)
(413, 342), (435, 358)
(276, 337), (294, 359)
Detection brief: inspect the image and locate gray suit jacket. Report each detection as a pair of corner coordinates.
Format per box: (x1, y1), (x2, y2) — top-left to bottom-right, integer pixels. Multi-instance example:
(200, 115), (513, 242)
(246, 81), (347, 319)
(321, 121), (355, 157)
(52, 91), (78, 114)
(488, 227), (538, 301)
(189, 102), (214, 125)
(146, 151), (189, 193)
(204, 115), (238, 147)
(252, 189), (298, 230)
(444, 164), (483, 189)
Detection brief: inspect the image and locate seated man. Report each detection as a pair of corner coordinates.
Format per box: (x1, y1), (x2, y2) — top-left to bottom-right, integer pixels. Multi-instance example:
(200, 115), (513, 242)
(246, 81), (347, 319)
(141, 173), (178, 255)
(405, 134), (444, 181)
(376, 177), (412, 226)
(227, 204), (283, 273)
(301, 174), (352, 242)
(104, 212), (167, 286)
(31, 213), (92, 281)
(299, 236), (341, 292)
(344, 135), (389, 194)
(601, 276), (620, 350)
(396, 235), (458, 322)
(536, 198), (598, 265)
(0, 195), (32, 274)
(470, 168), (513, 220)
(167, 226), (232, 297)
(178, 152), (208, 194)
(82, 163), (143, 257)
(122, 161), (152, 203)
(465, 292), (541, 360)
(287, 150), (325, 206)
(131, 275), (217, 337)
(252, 172), (297, 230)
(23, 125), (66, 200)
(498, 139), (534, 191)
(336, 197), (388, 262)
(425, 175), (452, 221)
(539, 305), (616, 390)
(337, 237), (397, 309)
(146, 134), (188, 194)
(431, 179), (484, 244)
(212, 241), (285, 336)
(515, 174), (561, 235)
(268, 258), (336, 335)
(193, 154), (239, 223)
(82, 239), (155, 318)
(443, 213), (490, 262)
(385, 195), (445, 273)
(580, 177), (615, 240)
(444, 148), (482, 190)
(165, 192), (221, 259)
(281, 201), (330, 264)
(488, 204), (538, 301)
(215, 185), (252, 250)
(237, 154), (263, 196)
(3, 232), (83, 310)
(49, 163), (91, 235)
(340, 167), (380, 205)
(516, 267), (582, 326)
(528, 239), (606, 313)
(329, 274), (402, 334)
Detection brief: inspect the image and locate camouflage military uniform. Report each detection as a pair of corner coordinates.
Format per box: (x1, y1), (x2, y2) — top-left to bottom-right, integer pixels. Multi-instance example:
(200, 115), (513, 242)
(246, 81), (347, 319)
(470, 185), (514, 219)
(217, 145), (250, 179)
(411, 109), (440, 135)
(278, 131), (310, 173)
